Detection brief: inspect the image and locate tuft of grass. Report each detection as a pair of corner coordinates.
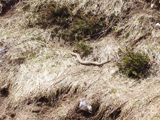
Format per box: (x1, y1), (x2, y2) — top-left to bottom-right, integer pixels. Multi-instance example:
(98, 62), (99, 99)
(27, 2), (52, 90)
(28, 1), (107, 42)
(22, 4), (30, 11)
(73, 41), (93, 57)
(32, 1), (72, 28)
(126, 32), (130, 38)
(117, 48), (151, 79)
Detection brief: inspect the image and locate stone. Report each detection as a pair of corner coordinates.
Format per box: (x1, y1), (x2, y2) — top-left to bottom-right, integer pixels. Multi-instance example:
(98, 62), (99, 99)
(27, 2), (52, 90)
(156, 23), (160, 28)
(79, 99), (92, 113)
(151, 4), (154, 8)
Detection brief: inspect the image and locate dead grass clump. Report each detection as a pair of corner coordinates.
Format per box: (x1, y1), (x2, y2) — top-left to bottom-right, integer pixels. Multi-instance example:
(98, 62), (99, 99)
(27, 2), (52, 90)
(117, 48), (151, 79)
(26, 85), (72, 108)
(2, 47), (39, 67)
(101, 105), (122, 120)
(116, 14), (154, 45)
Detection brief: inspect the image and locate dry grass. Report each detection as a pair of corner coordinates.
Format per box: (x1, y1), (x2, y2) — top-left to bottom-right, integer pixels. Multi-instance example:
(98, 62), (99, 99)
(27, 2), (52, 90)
(1, 0), (160, 120)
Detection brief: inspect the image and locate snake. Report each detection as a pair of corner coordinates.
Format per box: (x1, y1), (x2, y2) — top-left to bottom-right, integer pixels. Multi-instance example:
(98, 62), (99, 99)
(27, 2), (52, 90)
(71, 52), (111, 66)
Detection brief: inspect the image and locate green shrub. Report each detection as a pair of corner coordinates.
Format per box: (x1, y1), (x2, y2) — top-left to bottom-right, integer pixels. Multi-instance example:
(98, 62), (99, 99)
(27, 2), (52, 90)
(117, 48), (150, 78)
(30, 1), (106, 41)
(33, 1), (72, 28)
(73, 41), (93, 57)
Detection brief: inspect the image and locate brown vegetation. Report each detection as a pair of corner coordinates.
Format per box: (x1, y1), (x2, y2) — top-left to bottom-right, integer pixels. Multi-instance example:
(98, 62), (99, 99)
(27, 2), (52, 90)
(1, 0), (160, 120)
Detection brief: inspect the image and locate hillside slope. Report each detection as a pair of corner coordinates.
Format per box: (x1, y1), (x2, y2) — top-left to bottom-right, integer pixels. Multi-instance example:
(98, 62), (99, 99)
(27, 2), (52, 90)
(1, 0), (160, 119)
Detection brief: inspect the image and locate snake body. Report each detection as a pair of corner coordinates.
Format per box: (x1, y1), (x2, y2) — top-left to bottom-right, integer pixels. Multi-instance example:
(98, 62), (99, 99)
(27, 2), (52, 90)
(71, 52), (111, 66)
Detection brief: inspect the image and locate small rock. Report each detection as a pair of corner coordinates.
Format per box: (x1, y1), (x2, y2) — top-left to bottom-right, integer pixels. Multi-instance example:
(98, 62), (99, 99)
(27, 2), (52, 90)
(156, 23), (160, 28)
(79, 99), (92, 113)
(151, 4), (154, 8)
(110, 69), (116, 74)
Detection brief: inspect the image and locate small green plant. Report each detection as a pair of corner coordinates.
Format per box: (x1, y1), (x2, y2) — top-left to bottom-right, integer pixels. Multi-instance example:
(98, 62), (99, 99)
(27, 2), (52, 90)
(145, 41), (149, 45)
(73, 41), (93, 57)
(126, 32), (130, 38)
(117, 48), (150, 78)
(22, 4), (30, 11)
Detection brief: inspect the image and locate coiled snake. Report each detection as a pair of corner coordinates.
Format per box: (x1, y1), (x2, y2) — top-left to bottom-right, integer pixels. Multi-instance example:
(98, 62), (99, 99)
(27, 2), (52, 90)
(71, 52), (111, 66)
